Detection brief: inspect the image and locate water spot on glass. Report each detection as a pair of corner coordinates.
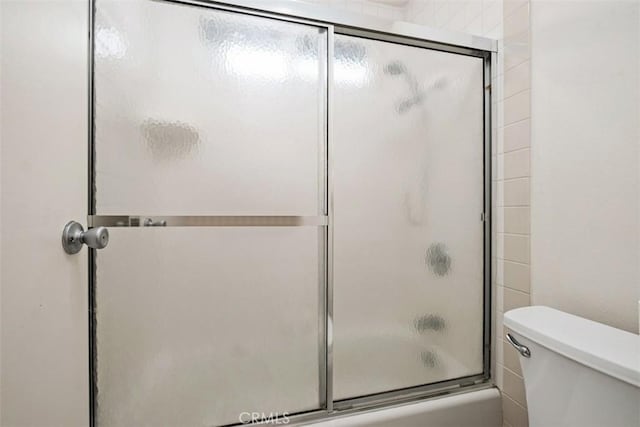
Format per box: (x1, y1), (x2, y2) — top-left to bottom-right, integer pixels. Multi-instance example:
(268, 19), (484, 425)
(335, 39), (366, 62)
(426, 242), (451, 277)
(334, 39), (370, 86)
(95, 26), (127, 59)
(199, 15), (287, 48)
(420, 350), (439, 368)
(198, 16), (224, 45)
(429, 76), (448, 90)
(384, 59), (426, 114)
(296, 34), (319, 57)
(397, 93), (426, 114)
(414, 314), (446, 332)
(141, 120), (200, 162)
(383, 60), (406, 76)
(198, 16), (321, 82)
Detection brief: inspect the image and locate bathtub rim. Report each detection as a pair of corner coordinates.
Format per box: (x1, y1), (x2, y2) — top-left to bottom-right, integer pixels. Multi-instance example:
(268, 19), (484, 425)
(233, 380), (494, 426)
(297, 384), (500, 426)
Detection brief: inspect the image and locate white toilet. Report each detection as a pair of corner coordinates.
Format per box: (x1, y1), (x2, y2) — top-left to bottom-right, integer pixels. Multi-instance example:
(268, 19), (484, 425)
(503, 306), (640, 427)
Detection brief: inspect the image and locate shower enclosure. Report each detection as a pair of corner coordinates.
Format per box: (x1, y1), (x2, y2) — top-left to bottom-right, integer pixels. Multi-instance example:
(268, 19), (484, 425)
(88, 0), (492, 425)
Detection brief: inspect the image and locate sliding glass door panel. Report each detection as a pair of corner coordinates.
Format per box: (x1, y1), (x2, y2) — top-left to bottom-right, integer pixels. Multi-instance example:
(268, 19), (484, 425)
(94, 0), (327, 215)
(332, 35), (485, 400)
(95, 228), (322, 426)
(92, 0), (490, 421)
(92, 1), (328, 425)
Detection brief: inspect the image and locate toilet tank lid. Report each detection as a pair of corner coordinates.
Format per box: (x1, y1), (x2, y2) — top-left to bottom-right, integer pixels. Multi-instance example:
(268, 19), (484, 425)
(504, 306), (640, 388)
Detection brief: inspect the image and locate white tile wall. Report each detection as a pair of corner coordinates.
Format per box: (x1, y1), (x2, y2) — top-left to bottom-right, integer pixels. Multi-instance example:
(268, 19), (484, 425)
(503, 367), (527, 407)
(504, 287), (530, 311)
(502, 394), (528, 427)
(504, 90), (530, 125)
(503, 119), (530, 152)
(402, 0), (503, 37)
(503, 235), (529, 263)
(503, 178), (529, 206)
(504, 207), (530, 234)
(503, 260), (530, 292)
(504, 60), (530, 98)
(301, 0), (405, 19)
(500, 4), (530, 426)
(504, 2), (529, 38)
(503, 149), (530, 179)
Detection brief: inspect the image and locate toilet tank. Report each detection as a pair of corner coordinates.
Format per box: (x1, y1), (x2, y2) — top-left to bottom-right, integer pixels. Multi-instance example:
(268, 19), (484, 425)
(503, 306), (640, 427)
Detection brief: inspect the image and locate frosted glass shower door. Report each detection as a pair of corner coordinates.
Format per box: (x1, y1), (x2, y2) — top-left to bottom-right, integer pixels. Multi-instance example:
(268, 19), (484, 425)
(332, 35), (486, 400)
(92, 1), (327, 426)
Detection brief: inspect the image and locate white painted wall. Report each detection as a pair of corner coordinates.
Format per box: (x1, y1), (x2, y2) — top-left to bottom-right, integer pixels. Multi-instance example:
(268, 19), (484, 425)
(530, 0), (640, 333)
(1, 1), (89, 425)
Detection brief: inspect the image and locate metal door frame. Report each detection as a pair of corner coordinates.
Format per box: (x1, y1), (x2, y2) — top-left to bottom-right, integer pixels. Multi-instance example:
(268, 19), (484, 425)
(87, 1), (493, 425)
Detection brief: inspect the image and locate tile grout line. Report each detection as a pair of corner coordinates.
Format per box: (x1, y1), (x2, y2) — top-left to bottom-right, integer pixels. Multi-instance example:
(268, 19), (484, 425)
(503, 393), (528, 411)
(501, 116), (530, 128)
(502, 87), (530, 102)
(497, 257), (530, 265)
(501, 146), (532, 155)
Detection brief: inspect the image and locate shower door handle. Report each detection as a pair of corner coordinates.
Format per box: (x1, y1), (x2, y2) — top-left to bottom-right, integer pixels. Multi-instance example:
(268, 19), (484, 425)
(61, 221), (109, 254)
(144, 218), (167, 227)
